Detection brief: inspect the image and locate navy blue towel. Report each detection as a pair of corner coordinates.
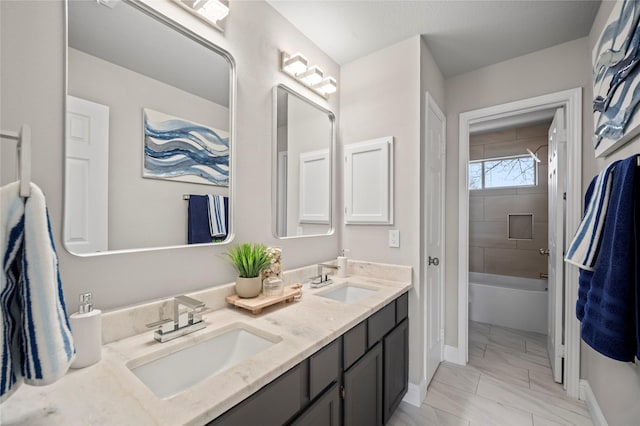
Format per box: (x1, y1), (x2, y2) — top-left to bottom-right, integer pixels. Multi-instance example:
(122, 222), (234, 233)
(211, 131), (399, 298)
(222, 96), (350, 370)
(188, 195), (212, 244)
(577, 155), (638, 362)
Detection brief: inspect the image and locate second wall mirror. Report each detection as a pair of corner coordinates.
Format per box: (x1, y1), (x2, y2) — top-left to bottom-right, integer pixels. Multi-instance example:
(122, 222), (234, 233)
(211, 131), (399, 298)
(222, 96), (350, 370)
(273, 85), (335, 238)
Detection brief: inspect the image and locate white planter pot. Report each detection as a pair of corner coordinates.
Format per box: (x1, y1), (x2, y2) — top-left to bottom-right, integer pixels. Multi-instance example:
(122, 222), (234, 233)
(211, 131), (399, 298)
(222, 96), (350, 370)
(235, 276), (262, 298)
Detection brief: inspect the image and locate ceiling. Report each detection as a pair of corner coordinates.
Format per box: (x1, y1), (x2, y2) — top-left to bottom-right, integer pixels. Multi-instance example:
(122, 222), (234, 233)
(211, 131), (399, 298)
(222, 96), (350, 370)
(267, 0), (601, 78)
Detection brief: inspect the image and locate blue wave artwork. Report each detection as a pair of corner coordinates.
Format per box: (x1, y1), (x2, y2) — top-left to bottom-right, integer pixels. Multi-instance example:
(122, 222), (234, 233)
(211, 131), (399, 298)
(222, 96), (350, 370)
(592, 0), (640, 156)
(143, 108), (229, 186)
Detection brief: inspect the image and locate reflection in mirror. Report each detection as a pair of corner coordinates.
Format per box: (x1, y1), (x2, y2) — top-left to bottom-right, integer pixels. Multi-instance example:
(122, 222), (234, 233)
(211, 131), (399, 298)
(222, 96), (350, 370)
(274, 85), (334, 238)
(65, 0), (234, 255)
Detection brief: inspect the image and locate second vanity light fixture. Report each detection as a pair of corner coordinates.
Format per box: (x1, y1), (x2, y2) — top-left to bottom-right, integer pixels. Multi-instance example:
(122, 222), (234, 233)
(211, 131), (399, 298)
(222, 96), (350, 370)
(281, 51), (337, 98)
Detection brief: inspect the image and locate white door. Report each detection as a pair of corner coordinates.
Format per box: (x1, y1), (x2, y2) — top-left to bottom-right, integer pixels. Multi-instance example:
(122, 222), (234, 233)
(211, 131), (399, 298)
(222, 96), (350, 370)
(425, 94), (445, 385)
(65, 96), (109, 254)
(547, 108), (566, 384)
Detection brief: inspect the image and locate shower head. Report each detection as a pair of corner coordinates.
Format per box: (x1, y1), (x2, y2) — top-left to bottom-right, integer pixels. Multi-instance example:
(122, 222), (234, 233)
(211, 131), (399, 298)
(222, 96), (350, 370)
(526, 148), (541, 163)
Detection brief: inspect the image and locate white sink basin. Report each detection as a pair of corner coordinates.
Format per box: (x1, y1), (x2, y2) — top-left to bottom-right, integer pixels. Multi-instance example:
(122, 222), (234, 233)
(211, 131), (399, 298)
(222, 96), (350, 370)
(128, 325), (280, 399)
(316, 284), (378, 304)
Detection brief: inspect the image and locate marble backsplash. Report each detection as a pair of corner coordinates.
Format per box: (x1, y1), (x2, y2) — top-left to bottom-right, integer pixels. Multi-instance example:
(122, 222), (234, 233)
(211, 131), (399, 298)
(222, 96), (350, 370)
(100, 260), (411, 344)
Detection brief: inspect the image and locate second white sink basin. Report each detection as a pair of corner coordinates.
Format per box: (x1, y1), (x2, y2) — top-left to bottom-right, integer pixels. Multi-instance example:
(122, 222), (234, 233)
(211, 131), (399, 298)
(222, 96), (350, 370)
(317, 283), (378, 304)
(128, 324), (280, 399)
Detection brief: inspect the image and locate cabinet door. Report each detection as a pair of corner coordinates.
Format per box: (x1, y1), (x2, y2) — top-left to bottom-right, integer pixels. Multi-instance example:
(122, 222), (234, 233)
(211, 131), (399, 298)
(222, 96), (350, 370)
(291, 382), (340, 426)
(208, 362), (307, 426)
(383, 319), (409, 424)
(343, 342), (383, 426)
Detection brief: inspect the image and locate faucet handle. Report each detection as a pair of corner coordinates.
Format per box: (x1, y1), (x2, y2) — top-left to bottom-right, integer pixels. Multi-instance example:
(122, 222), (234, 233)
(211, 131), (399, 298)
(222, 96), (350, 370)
(146, 318), (175, 334)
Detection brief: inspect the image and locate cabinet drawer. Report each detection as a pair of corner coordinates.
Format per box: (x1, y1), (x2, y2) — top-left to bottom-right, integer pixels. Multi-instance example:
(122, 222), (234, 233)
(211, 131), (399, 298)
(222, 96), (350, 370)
(309, 338), (340, 400)
(368, 302), (396, 347)
(343, 320), (367, 370)
(396, 292), (408, 323)
(209, 362), (307, 426)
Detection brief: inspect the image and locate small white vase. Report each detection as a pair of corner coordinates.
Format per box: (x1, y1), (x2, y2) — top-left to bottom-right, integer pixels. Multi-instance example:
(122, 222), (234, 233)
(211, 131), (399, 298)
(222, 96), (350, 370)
(235, 276), (262, 298)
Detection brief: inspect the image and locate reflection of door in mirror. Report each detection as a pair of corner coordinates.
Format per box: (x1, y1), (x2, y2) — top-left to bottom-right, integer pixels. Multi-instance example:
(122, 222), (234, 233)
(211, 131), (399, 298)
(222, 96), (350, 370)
(65, 0), (234, 255)
(65, 96), (109, 254)
(274, 85), (335, 238)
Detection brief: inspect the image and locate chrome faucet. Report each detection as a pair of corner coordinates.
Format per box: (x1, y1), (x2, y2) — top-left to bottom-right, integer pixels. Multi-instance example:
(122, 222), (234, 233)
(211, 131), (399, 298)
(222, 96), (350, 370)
(310, 263), (339, 288)
(146, 295), (208, 343)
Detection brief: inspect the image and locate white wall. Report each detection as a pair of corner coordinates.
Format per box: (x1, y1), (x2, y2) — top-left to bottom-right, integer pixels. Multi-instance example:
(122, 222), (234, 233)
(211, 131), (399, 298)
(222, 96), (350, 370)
(444, 37), (591, 346)
(580, 2), (640, 424)
(68, 48), (230, 250)
(0, 0), (339, 311)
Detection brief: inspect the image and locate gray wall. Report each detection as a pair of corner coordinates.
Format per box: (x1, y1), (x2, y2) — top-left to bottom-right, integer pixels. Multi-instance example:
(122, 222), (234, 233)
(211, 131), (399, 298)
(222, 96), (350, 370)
(444, 37), (592, 347)
(469, 123), (549, 279)
(68, 48), (230, 250)
(0, 0), (340, 312)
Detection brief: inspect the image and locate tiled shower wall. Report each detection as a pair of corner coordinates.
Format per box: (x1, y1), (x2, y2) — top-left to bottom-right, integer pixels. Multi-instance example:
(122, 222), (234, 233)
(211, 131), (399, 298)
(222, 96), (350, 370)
(469, 122), (550, 279)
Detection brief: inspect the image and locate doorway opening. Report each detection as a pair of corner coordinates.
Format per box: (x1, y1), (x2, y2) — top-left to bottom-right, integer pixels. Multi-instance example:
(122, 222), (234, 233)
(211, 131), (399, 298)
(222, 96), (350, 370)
(456, 88), (582, 398)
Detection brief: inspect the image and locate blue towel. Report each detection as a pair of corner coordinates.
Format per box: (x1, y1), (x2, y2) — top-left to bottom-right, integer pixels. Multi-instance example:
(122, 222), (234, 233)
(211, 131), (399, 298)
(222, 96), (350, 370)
(188, 195), (213, 244)
(1, 182), (75, 402)
(575, 155), (638, 362)
(565, 159), (618, 270)
(207, 195), (227, 239)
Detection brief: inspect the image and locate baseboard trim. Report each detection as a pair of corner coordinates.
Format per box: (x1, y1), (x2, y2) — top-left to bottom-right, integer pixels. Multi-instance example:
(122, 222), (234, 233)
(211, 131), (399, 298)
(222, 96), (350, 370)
(580, 380), (608, 426)
(444, 345), (465, 365)
(403, 379), (427, 407)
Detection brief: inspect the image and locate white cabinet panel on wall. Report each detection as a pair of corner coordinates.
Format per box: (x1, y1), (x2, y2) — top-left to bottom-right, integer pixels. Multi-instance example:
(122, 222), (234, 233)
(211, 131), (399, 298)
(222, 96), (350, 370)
(299, 149), (330, 224)
(344, 137), (394, 225)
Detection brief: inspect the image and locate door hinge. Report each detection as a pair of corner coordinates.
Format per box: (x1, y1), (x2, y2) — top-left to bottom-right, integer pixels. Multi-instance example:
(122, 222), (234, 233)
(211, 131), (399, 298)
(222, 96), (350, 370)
(340, 385), (345, 399)
(563, 192), (566, 200)
(559, 344), (566, 358)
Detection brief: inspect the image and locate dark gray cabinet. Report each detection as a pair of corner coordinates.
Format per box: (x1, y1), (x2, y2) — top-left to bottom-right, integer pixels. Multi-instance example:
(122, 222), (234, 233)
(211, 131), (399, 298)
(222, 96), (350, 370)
(208, 292), (409, 426)
(291, 382), (340, 426)
(208, 361), (308, 426)
(383, 319), (409, 424)
(343, 342), (383, 426)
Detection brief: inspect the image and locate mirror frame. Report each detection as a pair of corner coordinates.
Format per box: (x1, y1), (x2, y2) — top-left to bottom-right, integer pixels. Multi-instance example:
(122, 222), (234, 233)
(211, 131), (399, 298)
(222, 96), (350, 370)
(63, 0), (237, 256)
(271, 84), (336, 239)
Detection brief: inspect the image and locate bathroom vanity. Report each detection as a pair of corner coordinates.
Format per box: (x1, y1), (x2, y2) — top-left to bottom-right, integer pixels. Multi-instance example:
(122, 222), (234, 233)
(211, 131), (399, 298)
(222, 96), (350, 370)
(0, 261), (411, 426)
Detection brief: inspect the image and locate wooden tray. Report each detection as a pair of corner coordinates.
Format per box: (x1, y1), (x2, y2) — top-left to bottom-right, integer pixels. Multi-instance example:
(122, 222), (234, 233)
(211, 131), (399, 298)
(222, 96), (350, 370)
(226, 284), (302, 314)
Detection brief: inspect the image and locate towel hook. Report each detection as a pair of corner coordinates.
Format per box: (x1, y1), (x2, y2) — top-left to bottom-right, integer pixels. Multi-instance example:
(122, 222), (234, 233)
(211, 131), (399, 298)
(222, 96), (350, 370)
(0, 124), (31, 197)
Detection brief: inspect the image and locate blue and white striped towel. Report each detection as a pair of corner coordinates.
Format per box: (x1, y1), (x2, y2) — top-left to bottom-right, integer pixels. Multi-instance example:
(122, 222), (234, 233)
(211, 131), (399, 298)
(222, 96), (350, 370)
(565, 159), (619, 270)
(1, 181), (75, 403)
(207, 194), (227, 238)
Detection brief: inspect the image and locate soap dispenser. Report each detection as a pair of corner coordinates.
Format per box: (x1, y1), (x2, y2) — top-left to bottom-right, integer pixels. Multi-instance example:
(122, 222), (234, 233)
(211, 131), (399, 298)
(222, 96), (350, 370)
(69, 292), (102, 369)
(337, 249), (349, 278)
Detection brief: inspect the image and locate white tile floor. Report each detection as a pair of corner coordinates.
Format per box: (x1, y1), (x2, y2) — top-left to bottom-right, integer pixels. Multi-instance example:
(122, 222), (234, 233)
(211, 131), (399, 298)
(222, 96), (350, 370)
(387, 321), (593, 426)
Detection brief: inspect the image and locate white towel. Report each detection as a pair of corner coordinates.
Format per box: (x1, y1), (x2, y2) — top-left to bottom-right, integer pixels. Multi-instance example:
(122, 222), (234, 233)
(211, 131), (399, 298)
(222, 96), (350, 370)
(207, 194), (226, 239)
(0, 181), (75, 403)
(565, 160), (618, 270)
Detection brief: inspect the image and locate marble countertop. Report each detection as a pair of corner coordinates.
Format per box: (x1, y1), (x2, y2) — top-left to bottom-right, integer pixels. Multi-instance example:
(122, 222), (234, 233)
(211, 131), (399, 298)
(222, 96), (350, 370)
(1, 262), (411, 426)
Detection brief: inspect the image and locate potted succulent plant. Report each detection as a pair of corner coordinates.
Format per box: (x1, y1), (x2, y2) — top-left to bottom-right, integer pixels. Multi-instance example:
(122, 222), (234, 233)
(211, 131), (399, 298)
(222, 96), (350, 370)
(225, 243), (273, 298)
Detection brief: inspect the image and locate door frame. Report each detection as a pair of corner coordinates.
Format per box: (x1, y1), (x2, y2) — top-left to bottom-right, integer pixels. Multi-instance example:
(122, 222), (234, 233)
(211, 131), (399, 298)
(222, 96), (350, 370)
(423, 92), (446, 388)
(456, 88), (582, 398)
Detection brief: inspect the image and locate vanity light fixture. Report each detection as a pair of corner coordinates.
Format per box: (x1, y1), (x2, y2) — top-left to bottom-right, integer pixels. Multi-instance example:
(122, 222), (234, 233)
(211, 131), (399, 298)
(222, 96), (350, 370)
(298, 66), (324, 86)
(314, 77), (337, 96)
(280, 50), (338, 98)
(282, 52), (308, 76)
(173, 0), (229, 31)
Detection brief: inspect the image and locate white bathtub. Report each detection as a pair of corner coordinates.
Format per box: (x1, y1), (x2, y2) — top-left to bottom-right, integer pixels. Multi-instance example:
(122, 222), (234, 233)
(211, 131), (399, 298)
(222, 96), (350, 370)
(469, 272), (548, 334)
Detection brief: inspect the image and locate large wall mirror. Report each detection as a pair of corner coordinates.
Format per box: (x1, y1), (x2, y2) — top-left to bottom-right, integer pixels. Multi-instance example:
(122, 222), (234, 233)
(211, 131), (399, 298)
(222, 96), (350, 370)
(64, 0), (235, 255)
(273, 85), (335, 238)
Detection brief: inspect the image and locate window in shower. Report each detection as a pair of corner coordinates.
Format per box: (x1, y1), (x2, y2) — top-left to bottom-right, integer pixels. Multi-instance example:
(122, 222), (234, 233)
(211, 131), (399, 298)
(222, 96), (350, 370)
(469, 154), (537, 190)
